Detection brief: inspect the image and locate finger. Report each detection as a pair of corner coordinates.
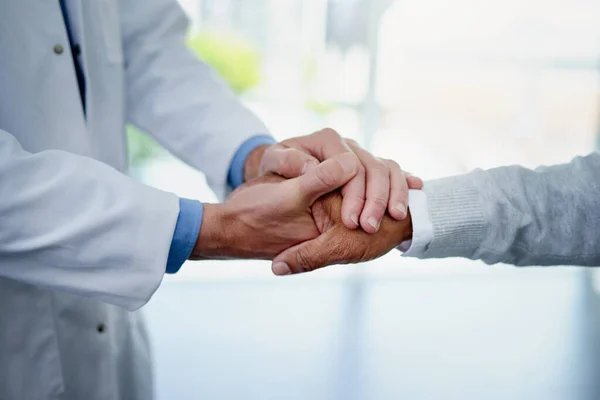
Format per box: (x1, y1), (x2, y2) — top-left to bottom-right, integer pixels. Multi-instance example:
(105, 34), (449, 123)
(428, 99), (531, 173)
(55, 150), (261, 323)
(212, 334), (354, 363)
(272, 231), (337, 275)
(339, 169), (366, 230)
(387, 160), (409, 220)
(305, 128), (352, 161)
(406, 173), (424, 189)
(346, 141), (389, 233)
(260, 147), (319, 179)
(291, 152), (359, 206)
(296, 130), (364, 229)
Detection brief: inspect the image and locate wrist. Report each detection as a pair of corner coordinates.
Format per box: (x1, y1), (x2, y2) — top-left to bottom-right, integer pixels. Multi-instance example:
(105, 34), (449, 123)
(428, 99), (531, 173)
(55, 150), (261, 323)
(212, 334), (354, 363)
(243, 144), (270, 182)
(190, 203), (232, 260)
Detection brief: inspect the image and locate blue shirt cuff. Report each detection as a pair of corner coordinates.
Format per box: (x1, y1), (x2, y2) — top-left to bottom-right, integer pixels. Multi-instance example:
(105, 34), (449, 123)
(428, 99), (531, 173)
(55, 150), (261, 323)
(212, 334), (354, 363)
(227, 135), (276, 189)
(166, 198), (203, 274)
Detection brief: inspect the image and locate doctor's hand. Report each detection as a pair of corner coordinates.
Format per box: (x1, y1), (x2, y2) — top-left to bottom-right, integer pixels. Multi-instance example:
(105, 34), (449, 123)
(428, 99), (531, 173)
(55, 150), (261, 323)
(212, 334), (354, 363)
(255, 128), (423, 234)
(190, 152), (359, 261)
(271, 189), (413, 276)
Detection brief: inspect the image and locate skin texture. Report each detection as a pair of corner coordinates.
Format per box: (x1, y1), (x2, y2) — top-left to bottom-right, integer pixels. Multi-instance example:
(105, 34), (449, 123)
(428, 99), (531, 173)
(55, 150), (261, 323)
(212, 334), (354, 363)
(257, 128), (423, 234)
(192, 171), (412, 275)
(271, 188), (412, 276)
(191, 152), (359, 261)
(211, 130), (419, 273)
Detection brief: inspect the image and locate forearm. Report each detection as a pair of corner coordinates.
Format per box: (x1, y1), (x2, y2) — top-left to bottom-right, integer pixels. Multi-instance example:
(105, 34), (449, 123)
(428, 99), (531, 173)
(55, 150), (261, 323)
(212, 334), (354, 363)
(413, 153), (600, 266)
(0, 130), (177, 309)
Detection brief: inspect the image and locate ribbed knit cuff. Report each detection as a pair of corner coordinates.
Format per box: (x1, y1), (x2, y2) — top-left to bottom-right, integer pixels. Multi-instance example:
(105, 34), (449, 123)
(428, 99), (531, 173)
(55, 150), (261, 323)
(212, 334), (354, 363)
(421, 174), (486, 259)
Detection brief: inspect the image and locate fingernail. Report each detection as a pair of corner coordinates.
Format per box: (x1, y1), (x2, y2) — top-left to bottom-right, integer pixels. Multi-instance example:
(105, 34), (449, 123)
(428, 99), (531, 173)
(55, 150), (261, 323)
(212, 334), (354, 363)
(367, 217), (380, 231)
(350, 214), (359, 227)
(394, 203), (406, 217)
(340, 155), (357, 175)
(272, 262), (291, 276)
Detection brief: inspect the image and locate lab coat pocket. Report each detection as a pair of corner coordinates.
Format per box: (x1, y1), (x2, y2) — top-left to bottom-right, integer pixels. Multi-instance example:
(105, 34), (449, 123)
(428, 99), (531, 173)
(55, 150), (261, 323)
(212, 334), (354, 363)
(97, 0), (124, 64)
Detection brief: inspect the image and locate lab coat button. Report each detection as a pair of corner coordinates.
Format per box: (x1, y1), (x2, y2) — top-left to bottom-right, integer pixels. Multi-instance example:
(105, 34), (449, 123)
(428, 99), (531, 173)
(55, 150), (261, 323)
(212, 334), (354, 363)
(97, 323), (106, 333)
(53, 44), (64, 55)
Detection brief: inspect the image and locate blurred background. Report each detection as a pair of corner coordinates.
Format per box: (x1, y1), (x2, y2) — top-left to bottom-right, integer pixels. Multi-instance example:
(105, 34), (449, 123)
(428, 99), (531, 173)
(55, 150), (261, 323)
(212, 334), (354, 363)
(133, 0), (600, 398)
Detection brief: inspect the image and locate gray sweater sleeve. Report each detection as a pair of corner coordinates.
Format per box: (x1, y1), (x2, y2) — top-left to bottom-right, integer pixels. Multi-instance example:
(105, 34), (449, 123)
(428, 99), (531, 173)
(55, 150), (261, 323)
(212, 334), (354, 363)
(417, 152), (600, 266)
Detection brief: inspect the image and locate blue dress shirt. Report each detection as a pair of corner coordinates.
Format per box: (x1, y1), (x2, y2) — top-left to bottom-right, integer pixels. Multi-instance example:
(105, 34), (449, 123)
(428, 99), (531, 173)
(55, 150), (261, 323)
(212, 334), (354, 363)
(166, 135), (276, 273)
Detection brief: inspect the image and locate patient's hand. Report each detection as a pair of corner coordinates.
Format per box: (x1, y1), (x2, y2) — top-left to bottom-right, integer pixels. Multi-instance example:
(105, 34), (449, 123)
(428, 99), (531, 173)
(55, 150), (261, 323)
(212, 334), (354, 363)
(271, 189), (413, 275)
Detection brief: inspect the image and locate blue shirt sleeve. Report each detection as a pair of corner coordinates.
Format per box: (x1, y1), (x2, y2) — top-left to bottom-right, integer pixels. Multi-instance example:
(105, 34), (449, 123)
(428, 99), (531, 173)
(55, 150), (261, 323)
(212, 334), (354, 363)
(166, 198), (203, 274)
(227, 135), (276, 189)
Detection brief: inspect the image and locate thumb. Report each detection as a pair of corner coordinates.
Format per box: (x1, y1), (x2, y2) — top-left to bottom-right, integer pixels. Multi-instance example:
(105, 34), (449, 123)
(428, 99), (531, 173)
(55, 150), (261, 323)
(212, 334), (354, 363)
(292, 152), (359, 206)
(260, 147), (319, 178)
(271, 231), (338, 275)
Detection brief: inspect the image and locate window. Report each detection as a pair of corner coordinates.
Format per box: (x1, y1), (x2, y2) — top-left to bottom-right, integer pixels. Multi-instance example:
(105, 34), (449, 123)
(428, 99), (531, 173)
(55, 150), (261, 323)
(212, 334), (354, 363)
(133, 0), (600, 280)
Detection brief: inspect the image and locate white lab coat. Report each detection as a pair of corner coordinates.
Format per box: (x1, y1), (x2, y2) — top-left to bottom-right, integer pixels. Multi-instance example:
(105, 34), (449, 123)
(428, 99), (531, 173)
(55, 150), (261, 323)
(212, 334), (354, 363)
(0, 0), (268, 399)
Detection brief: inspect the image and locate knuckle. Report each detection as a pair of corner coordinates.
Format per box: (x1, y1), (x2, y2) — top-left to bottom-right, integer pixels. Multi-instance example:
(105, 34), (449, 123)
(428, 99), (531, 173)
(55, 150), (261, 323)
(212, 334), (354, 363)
(259, 157), (275, 174)
(393, 182), (409, 195)
(281, 148), (296, 164)
(321, 128), (342, 141)
(396, 172), (410, 189)
(354, 195), (367, 208)
(270, 151), (288, 173)
(370, 196), (389, 209)
(265, 147), (283, 161)
(355, 163), (366, 176)
(341, 180), (366, 200)
(371, 158), (389, 173)
(355, 194), (367, 207)
(262, 146), (274, 157)
(276, 156), (294, 175)
(345, 138), (359, 148)
(296, 249), (316, 272)
(279, 149), (307, 174)
(386, 159), (400, 170)
(343, 190), (366, 208)
(316, 164), (341, 187)
(261, 146), (275, 160)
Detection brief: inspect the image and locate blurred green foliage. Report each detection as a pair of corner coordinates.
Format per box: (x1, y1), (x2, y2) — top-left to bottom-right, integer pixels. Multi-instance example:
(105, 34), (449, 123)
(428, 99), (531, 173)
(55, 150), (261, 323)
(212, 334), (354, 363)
(126, 125), (164, 167)
(302, 56), (318, 85)
(302, 56), (337, 116)
(186, 30), (261, 94)
(304, 98), (337, 116)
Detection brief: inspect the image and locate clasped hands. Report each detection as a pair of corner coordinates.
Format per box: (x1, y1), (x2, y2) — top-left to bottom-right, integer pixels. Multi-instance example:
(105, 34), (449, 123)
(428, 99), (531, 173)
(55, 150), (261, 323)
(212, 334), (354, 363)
(191, 129), (423, 275)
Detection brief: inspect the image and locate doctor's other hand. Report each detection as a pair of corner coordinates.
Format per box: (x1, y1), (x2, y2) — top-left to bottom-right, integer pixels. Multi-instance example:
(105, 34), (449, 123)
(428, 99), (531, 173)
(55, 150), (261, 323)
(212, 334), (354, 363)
(271, 189), (413, 276)
(190, 152), (359, 261)
(257, 128), (423, 234)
